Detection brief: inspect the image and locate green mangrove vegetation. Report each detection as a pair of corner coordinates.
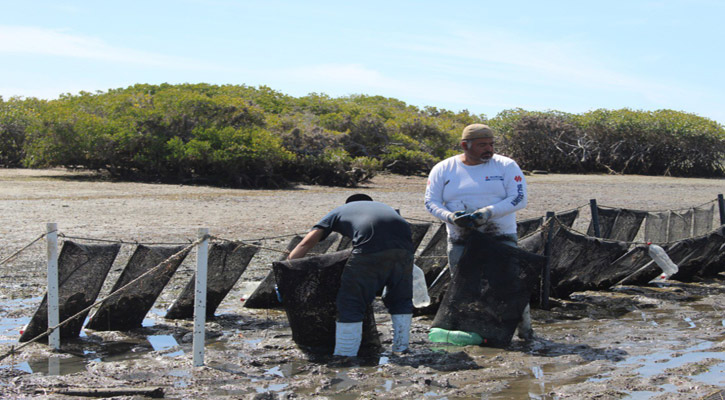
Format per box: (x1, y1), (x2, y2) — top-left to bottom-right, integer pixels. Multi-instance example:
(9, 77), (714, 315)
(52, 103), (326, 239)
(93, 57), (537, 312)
(1, 83), (724, 187)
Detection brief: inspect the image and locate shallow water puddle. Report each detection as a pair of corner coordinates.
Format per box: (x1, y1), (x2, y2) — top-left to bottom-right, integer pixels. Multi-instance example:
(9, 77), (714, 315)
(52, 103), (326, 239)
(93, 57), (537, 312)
(628, 341), (725, 380)
(0, 317), (28, 345)
(0, 325), (185, 375)
(147, 334), (183, 356)
(488, 360), (591, 400)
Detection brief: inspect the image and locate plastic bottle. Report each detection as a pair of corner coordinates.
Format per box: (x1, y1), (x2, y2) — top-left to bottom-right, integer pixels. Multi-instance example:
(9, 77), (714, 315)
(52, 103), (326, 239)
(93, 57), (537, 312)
(648, 243), (679, 280)
(412, 264), (431, 308)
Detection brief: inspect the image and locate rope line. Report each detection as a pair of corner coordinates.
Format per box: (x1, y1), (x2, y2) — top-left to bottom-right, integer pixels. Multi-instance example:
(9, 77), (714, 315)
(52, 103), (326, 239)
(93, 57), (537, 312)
(211, 235), (293, 256)
(58, 234), (192, 246)
(595, 198), (717, 214)
(403, 216), (440, 224)
(4, 197), (715, 255)
(0, 233), (47, 266)
(546, 214), (720, 247)
(0, 236), (205, 363)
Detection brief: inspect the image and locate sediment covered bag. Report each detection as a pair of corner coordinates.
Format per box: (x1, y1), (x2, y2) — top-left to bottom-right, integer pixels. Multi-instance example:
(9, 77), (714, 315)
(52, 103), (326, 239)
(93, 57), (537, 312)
(273, 250), (381, 356)
(431, 231), (545, 348)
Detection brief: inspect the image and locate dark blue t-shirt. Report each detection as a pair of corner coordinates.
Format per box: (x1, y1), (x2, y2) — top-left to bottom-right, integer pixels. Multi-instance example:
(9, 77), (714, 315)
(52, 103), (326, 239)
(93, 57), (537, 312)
(313, 201), (414, 254)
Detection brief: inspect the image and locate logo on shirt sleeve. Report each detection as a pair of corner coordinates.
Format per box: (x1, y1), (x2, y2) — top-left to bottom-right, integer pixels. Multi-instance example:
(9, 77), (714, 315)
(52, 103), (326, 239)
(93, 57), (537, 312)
(514, 175), (522, 182)
(485, 176), (504, 181)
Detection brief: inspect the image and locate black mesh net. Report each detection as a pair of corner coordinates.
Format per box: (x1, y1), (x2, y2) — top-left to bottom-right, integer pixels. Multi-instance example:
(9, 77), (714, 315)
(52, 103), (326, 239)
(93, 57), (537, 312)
(588, 207), (646, 241)
(693, 204), (715, 236)
(668, 209), (693, 242)
(165, 242), (257, 320)
(644, 211), (668, 243)
(272, 250), (381, 356)
(244, 232), (339, 309)
(87, 244), (189, 331)
(517, 217), (543, 238)
(430, 231), (545, 348)
(415, 223), (448, 285)
(546, 224), (629, 298)
(20, 241), (120, 342)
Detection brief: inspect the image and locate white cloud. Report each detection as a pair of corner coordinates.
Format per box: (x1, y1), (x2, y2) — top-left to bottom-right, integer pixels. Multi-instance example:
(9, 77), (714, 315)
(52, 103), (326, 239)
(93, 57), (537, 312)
(0, 25), (217, 70)
(389, 28), (717, 113)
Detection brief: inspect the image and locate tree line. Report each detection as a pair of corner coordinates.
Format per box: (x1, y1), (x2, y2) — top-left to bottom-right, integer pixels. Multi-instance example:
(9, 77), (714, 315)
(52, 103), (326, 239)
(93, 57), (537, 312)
(1, 83), (724, 187)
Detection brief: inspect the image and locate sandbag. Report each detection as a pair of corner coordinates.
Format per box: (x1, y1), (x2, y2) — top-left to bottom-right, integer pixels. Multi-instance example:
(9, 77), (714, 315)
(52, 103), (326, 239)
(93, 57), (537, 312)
(272, 250), (381, 356)
(431, 231), (545, 348)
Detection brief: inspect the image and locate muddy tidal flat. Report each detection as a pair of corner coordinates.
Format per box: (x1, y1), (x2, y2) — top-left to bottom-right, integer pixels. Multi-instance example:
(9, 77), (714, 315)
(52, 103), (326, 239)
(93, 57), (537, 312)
(1, 168), (724, 399)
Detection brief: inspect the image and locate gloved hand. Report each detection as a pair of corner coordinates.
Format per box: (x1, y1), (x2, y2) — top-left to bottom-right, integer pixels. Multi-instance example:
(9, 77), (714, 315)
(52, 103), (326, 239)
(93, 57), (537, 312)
(447, 211), (472, 227)
(470, 206), (493, 227)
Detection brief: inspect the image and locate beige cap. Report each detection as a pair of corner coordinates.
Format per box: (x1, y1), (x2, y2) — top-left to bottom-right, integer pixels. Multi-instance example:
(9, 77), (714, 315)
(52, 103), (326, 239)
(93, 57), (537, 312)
(462, 124), (494, 140)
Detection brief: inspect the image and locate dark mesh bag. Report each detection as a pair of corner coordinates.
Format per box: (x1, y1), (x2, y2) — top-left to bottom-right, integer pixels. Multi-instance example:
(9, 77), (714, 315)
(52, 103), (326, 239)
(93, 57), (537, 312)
(547, 227), (629, 298)
(431, 231), (545, 348)
(244, 233), (339, 309)
(609, 209), (647, 242)
(415, 223), (448, 285)
(20, 241), (120, 342)
(273, 250), (381, 356)
(88, 244), (189, 330)
(165, 242), (257, 320)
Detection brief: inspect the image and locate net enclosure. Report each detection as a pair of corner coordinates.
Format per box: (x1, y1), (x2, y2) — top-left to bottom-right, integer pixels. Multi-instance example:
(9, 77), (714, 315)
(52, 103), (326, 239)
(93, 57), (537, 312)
(431, 231), (545, 348)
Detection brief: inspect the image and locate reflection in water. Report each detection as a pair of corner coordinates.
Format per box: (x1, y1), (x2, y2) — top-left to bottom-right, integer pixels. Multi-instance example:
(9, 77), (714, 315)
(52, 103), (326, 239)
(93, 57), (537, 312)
(147, 335), (180, 353)
(265, 365), (284, 377)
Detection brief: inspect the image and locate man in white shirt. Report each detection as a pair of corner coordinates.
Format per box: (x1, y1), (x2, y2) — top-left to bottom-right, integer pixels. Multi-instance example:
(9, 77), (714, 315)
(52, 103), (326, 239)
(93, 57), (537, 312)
(424, 123), (533, 339)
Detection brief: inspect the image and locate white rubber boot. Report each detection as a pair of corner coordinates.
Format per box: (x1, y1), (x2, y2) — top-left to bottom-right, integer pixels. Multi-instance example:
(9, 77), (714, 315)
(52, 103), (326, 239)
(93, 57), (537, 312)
(333, 321), (363, 357)
(391, 314), (412, 353)
(516, 303), (534, 340)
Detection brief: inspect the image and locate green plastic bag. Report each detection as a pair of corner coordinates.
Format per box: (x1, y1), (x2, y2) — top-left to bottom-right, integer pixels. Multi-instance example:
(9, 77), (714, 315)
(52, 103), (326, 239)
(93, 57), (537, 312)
(428, 327), (484, 346)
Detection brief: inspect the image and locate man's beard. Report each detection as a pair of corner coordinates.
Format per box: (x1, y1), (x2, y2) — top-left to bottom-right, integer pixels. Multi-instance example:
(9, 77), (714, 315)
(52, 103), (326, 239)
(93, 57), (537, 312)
(480, 153), (493, 162)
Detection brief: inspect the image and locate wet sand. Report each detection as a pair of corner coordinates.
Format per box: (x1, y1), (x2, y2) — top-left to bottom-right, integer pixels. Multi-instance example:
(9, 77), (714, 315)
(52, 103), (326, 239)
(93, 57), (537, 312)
(0, 168), (724, 399)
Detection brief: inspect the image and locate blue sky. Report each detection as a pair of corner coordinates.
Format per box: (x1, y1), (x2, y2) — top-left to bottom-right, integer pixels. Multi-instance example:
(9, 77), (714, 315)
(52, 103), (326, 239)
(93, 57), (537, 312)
(1, 1), (724, 124)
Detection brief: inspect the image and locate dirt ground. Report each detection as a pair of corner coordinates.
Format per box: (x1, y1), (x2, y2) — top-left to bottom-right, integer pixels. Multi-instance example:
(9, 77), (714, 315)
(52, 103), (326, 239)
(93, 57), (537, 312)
(0, 168), (724, 399)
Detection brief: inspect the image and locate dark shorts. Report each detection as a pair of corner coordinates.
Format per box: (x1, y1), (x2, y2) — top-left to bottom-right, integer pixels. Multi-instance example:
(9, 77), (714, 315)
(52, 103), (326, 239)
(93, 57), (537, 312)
(336, 248), (414, 322)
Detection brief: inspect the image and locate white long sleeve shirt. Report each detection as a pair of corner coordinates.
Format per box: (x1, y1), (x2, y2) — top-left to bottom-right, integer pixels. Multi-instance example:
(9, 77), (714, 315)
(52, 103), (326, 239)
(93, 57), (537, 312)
(424, 154), (527, 239)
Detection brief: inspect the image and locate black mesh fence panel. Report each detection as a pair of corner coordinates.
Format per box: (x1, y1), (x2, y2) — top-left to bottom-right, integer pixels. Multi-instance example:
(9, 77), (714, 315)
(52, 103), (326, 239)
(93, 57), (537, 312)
(165, 242), (258, 320)
(87, 244), (189, 330)
(20, 241), (120, 342)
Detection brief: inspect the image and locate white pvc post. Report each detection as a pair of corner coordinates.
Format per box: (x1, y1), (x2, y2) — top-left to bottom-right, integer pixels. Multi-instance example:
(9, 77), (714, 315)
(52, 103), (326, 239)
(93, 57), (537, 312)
(192, 228), (209, 367)
(46, 223), (60, 350)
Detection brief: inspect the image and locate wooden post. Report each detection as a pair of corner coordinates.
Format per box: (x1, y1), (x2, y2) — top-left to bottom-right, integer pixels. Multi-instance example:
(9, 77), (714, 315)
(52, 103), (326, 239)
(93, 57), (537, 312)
(718, 194), (725, 225)
(540, 212), (554, 310)
(46, 223), (60, 350)
(589, 199), (601, 238)
(192, 228), (209, 367)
